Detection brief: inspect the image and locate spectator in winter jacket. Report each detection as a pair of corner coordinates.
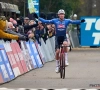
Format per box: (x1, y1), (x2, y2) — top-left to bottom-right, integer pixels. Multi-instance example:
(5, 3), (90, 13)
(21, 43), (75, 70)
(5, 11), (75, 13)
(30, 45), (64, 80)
(9, 18), (17, 28)
(0, 16), (26, 40)
(37, 22), (48, 42)
(24, 17), (30, 25)
(5, 22), (25, 37)
(23, 19), (38, 34)
(8, 22), (15, 28)
(17, 18), (38, 35)
(47, 24), (55, 37)
(28, 20), (35, 38)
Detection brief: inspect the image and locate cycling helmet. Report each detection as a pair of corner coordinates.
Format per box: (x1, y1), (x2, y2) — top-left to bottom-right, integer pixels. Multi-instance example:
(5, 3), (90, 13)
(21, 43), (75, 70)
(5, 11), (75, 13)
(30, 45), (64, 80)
(58, 9), (65, 14)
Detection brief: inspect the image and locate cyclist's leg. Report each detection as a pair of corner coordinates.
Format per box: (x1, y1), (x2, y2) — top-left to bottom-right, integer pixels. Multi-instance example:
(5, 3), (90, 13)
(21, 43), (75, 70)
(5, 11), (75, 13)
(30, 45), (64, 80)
(55, 48), (60, 66)
(55, 37), (60, 73)
(63, 40), (69, 66)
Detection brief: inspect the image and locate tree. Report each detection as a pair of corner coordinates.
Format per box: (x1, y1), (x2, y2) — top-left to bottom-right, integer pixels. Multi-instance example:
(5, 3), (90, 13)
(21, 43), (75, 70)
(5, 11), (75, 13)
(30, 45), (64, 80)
(96, 0), (100, 15)
(79, 0), (93, 16)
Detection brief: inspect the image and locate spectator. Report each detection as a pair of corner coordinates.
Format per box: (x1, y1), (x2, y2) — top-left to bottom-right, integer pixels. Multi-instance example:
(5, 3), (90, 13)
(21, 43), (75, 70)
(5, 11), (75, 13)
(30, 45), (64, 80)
(23, 19), (38, 34)
(0, 16), (26, 40)
(34, 26), (41, 44)
(9, 18), (17, 28)
(38, 22), (48, 42)
(17, 19), (25, 35)
(51, 24), (55, 36)
(6, 22), (23, 37)
(29, 20), (36, 31)
(24, 17), (30, 25)
(8, 22), (15, 29)
(28, 20), (35, 39)
(47, 24), (55, 37)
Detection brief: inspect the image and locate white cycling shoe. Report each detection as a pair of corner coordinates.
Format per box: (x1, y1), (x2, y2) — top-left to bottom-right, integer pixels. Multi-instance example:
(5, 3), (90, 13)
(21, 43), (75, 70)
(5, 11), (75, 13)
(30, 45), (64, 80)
(55, 61), (69, 73)
(55, 67), (59, 73)
(65, 61), (69, 66)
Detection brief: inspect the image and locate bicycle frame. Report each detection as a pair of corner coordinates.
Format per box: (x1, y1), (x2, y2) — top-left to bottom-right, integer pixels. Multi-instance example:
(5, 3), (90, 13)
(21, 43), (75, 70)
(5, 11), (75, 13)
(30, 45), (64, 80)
(59, 45), (65, 79)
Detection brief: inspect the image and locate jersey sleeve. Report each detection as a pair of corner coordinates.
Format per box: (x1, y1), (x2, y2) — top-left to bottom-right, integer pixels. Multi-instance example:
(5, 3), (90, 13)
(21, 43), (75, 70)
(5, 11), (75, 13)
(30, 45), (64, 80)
(69, 19), (81, 24)
(39, 18), (54, 24)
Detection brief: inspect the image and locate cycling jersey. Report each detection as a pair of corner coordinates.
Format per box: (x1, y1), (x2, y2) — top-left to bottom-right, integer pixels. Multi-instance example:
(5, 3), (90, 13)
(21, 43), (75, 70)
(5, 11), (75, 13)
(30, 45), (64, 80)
(39, 18), (81, 37)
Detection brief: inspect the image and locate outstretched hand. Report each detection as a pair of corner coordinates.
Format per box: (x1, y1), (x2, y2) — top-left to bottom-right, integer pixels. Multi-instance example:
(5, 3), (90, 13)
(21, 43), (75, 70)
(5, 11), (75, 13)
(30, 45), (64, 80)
(81, 19), (85, 23)
(33, 13), (38, 19)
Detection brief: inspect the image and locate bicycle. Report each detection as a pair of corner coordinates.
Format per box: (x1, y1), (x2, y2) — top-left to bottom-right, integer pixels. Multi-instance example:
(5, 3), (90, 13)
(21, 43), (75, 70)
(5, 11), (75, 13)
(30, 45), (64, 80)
(59, 45), (69, 79)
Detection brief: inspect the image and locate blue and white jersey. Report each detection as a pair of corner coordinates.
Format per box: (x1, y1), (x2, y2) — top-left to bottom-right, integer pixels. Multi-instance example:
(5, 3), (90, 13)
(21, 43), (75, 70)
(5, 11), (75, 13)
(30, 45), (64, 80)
(39, 18), (81, 37)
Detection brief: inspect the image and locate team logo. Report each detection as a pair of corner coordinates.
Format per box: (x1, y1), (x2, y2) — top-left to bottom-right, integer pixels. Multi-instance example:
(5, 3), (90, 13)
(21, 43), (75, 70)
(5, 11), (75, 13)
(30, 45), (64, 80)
(58, 24), (65, 28)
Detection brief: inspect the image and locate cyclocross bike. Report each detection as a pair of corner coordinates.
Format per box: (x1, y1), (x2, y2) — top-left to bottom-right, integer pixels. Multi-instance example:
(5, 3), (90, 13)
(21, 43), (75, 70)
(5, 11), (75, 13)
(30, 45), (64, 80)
(59, 45), (69, 79)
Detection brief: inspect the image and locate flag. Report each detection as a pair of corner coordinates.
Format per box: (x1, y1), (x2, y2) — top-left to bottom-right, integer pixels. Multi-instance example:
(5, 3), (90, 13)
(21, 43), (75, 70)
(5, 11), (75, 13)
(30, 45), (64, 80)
(28, 0), (35, 14)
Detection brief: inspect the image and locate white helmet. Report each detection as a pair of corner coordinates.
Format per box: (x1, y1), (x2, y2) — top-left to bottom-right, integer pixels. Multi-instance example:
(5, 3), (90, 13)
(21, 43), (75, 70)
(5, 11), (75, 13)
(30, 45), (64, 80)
(58, 9), (65, 14)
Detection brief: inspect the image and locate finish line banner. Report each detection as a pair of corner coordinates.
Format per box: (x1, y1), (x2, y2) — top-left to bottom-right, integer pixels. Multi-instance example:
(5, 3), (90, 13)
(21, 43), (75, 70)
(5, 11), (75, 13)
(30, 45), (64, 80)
(81, 17), (100, 46)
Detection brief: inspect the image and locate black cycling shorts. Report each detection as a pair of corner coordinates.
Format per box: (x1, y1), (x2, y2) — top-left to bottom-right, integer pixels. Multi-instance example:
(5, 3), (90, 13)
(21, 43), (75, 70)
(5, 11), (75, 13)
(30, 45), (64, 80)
(55, 36), (67, 50)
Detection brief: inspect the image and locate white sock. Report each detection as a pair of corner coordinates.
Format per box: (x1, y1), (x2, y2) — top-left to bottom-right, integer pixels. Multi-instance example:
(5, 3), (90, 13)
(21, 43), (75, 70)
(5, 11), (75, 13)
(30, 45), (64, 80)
(65, 53), (68, 63)
(56, 60), (59, 67)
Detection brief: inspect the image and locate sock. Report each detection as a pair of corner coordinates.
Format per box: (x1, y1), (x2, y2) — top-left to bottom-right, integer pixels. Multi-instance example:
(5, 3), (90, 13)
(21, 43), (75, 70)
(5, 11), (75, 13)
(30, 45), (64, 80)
(65, 53), (68, 63)
(56, 60), (59, 67)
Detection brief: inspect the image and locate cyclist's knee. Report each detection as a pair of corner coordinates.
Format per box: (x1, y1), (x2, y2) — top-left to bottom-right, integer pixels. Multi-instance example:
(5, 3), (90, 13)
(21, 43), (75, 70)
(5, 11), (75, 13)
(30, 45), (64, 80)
(63, 41), (69, 52)
(63, 41), (68, 46)
(56, 49), (60, 54)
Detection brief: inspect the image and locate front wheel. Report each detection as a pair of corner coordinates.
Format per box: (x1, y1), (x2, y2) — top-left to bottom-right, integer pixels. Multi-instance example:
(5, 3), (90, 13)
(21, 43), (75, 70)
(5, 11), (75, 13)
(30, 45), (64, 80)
(62, 53), (65, 79)
(60, 53), (63, 78)
(59, 53), (65, 79)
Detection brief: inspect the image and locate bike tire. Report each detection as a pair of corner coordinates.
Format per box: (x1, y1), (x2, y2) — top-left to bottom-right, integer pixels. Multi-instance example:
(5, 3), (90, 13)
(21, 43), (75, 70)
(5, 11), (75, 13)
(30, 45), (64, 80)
(62, 53), (65, 79)
(60, 53), (63, 78)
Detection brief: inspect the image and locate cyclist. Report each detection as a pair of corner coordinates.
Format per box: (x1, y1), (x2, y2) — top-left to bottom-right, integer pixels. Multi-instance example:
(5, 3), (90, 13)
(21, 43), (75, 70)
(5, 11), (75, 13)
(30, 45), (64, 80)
(34, 9), (85, 73)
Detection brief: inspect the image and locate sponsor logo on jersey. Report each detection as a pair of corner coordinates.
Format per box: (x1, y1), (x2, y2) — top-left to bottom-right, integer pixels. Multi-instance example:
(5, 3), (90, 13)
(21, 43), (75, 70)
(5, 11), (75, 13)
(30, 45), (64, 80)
(58, 24), (65, 28)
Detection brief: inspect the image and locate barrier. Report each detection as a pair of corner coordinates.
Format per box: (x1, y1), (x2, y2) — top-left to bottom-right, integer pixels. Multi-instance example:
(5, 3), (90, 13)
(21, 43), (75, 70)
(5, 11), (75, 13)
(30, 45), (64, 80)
(26, 41), (38, 69)
(46, 38), (55, 61)
(40, 38), (51, 62)
(28, 41), (43, 68)
(0, 71), (3, 83)
(39, 44), (47, 63)
(4, 42), (21, 77)
(21, 41), (33, 71)
(35, 41), (45, 64)
(40, 42), (48, 62)
(0, 45), (15, 80)
(10, 43), (24, 75)
(49, 36), (55, 55)
(0, 36), (55, 84)
(0, 52), (10, 82)
(69, 29), (80, 48)
(13, 42), (28, 73)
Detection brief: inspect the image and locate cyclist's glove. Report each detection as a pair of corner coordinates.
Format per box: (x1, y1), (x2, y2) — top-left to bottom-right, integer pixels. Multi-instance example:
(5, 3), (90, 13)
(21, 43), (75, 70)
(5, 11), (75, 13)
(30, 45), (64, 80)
(33, 13), (39, 19)
(81, 19), (85, 23)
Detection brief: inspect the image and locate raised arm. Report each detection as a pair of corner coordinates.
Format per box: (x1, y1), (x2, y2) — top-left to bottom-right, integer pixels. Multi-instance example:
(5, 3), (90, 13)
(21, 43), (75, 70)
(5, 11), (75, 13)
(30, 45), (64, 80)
(69, 20), (81, 24)
(33, 13), (55, 24)
(69, 19), (85, 24)
(39, 18), (54, 24)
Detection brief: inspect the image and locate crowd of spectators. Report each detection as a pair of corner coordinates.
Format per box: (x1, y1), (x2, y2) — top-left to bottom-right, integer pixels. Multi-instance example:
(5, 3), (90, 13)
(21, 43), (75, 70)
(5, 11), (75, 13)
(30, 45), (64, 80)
(0, 15), (56, 45)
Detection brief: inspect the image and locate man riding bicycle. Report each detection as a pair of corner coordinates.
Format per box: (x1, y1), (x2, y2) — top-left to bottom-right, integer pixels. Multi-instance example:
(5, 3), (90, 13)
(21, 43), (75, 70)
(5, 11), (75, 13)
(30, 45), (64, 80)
(34, 9), (85, 73)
